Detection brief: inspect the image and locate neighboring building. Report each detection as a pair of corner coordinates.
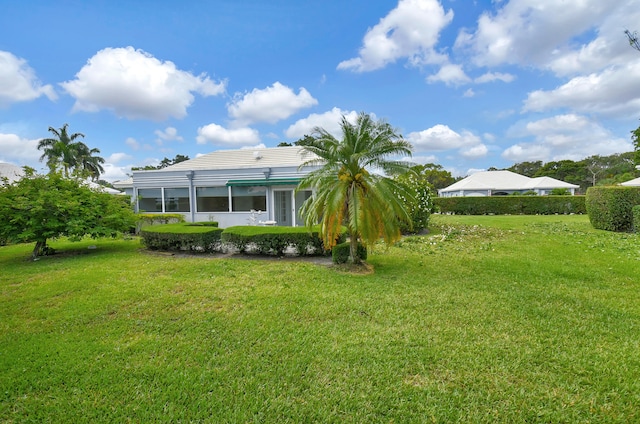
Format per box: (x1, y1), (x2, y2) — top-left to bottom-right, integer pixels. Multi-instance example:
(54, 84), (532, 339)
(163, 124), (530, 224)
(438, 170), (579, 197)
(0, 162), (25, 184)
(620, 177), (640, 187)
(1, 161), (122, 194)
(114, 146), (320, 228)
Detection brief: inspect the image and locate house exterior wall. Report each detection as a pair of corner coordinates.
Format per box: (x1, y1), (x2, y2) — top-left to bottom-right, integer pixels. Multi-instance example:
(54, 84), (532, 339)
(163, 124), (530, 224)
(130, 164), (318, 228)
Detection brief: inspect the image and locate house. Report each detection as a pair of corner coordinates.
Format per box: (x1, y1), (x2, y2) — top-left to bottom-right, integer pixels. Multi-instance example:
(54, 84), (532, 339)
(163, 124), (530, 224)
(0, 162), (25, 184)
(620, 177), (640, 187)
(114, 146), (320, 228)
(438, 170), (579, 197)
(1, 162), (123, 194)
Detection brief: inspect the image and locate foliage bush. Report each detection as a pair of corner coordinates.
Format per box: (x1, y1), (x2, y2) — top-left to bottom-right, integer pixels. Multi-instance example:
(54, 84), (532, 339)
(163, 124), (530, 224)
(633, 206), (640, 233)
(434, 195), (586, 215)
(140, 223), (223, 252)
(0, 170), (137, 258)
(394, 171), (434, 234)
(586, 186), (640, 232)
(221, 226), (345, 256)
(331, 242), (367, 264)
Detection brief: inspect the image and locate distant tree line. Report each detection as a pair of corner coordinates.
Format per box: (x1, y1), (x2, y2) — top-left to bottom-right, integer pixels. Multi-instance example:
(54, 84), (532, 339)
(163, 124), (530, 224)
(502, 152), (637, 193)
(131, 154), (190, 171)
(131, 155), (189, 171)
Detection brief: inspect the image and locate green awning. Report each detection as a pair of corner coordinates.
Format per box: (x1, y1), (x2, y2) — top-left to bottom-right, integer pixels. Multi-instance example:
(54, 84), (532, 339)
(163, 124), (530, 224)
(226, 178), (301, 187)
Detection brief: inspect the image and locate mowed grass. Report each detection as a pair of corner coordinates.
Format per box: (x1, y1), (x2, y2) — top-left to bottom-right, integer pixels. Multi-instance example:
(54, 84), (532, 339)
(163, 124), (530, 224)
(1, 215), (639, 422)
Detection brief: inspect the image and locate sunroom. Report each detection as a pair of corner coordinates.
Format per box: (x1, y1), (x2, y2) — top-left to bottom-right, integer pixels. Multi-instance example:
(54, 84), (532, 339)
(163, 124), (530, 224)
(120, 146), (319, 228)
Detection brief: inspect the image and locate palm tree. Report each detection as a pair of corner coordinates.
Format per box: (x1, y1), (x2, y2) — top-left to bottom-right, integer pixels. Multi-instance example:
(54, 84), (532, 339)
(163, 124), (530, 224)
(297, 112), (415, 264)
(77, 144), (105, 181)
(37, 124), (105, 180)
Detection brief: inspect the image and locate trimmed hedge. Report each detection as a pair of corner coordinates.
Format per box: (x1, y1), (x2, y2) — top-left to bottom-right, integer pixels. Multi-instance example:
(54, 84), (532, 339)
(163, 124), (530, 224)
(221, 225), (344, 256)
(140, 223), (223, 252)
(140, 223), (347, 256)
(331, 242), (367, 264)
(434, 195), (586, 215)
(586, 186), (640, 232)
(633, 206), (640, 233)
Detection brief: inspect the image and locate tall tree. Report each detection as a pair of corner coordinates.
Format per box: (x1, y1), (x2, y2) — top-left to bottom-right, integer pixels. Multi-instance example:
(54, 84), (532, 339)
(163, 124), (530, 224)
(632, 126), (640, 167)
(410, 163), (457, 190)
(297, 112), (414, 264)
(625, 29), (640, 52)
(77, 144), (105, 181)
(625, 30), (640, 169)
(508, 160), (543, 177)
(37, 124), (104, 179)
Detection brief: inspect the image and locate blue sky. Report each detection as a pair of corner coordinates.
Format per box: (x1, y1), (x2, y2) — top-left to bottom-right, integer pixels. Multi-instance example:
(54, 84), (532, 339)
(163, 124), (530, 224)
(1, 0), (639, 182)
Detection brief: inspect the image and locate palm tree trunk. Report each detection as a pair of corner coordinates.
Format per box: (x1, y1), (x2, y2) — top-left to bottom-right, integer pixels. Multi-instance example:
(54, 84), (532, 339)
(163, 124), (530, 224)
(349, 235), (361, 264)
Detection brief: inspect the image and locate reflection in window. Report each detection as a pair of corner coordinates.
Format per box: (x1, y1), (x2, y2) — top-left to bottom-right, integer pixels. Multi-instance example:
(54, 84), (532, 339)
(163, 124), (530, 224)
(231, 186), (267, 211)
(138, 188), (162, 212)
(164, 188), (190, 212)
(196, 186), (229, 212)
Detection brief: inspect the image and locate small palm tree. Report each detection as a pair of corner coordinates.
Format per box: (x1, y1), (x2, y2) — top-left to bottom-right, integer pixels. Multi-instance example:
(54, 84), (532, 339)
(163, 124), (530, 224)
(37, 124), (105, 180)
(298, 112), (415, 264)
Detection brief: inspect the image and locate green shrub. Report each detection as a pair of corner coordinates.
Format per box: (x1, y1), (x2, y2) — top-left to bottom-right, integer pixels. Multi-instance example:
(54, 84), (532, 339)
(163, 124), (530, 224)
(140, 223), (223, 252)
(189, 221), (219, 227)
(331, 242), (367, 264)
(394, 172), (434, 234)
(434, 195), (585, 215)
(633, 206), (640, 233)
(586, 186), (640, 232)
(221, 226), (345, 256)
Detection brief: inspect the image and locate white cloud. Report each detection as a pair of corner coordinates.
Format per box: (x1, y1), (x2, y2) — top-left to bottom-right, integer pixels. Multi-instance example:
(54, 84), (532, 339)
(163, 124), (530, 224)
(426, 63), (471, 86)
(196, 123), (260, 147)
(240, 143), (267, 150)
(0, 133), (42, 166)
(107, 152), (133, 164)
(502, 114), (633, 162)
(407, 124), (482, 151)
(100, 163), (130, 183)
(403, 154), (439, 165)
(154, 126), (183, 145)
(455, 0), (612, 69)
(60, 46), (226, 121)
(474, 72), (515, 84)
(125, 137), (140, 150)
(523, 63), (640, 117)
(0, 51), (57, 106)
(463, 88), (476, 98)
(460, 144), (489, 159)
(228, 82), (318, 125)
(337, 0), (453, 72)
(285, 107), (359, 139)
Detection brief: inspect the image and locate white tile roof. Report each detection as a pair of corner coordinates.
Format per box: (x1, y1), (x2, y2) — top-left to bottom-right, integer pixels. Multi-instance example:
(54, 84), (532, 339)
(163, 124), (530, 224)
(162, 146), (317, 171)
(440, 170), (578, 193)
(0, 162), (24, 183)
(620, 177), (640, 186)
(527, 176), (580, 189)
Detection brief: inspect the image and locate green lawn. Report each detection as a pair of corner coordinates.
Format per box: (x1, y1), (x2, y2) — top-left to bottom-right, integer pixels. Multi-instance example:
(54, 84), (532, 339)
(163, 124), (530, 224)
(1, 215), (639, 422)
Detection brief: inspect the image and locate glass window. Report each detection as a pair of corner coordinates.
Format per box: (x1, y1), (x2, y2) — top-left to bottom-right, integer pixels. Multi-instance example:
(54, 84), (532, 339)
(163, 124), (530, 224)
(138, 188), (162, 212)
(196, 186), (229, 212)
(231, 186), (267, 212)
(295, 190), (313, 225)
(164, 188), (190, 212)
